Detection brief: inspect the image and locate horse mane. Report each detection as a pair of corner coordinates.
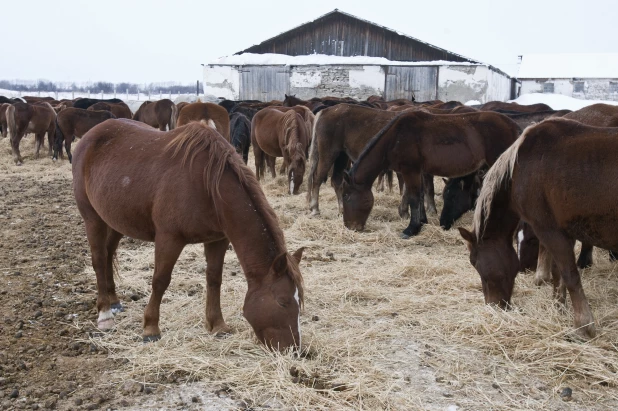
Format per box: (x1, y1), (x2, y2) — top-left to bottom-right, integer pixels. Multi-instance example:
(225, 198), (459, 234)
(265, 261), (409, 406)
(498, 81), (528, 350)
(348, 110), (410, 181)
(282, 110), (305, 163)
(165, 121), (304, 302)
(473, 123), (532, 238)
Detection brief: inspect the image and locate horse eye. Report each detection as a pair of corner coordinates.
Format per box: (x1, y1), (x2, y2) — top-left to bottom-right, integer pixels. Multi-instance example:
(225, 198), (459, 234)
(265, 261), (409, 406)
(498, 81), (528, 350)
(276, 299), (288, 308)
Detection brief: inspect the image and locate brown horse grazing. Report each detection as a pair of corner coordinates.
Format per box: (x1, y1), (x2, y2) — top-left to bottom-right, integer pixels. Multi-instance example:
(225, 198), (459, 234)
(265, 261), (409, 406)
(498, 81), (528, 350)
(308, 104), (438, 217)
(252, 108), (309, 195)
(54, 108), (116, 162)
(271, 105), (315, 148)
(0, 103), (9, 137)
(342, 111), (520, 238)
(459, 118), (618, 338)
(133, 99), (178, 131)
(480, 101), (552, 113)
(73, 119), (305, 350)
(88, 102), (133, 119)
(177, 102), (230, 141)
(6, 102), (56, 165)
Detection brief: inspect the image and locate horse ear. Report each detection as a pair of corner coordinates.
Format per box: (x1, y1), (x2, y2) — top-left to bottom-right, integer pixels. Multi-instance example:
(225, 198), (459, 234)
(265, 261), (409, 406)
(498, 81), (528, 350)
(285, 94), (289, 98)
(272, 252), (288, 275)
(292, 247), (305, 264)
(458, 227), (476, 245)
(342, 171), (351, 185)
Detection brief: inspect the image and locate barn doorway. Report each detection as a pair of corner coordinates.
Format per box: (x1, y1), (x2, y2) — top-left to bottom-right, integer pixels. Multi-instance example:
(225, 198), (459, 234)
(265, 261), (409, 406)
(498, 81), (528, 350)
(239, 66), (290, 101)
(385, 66), (437, 101)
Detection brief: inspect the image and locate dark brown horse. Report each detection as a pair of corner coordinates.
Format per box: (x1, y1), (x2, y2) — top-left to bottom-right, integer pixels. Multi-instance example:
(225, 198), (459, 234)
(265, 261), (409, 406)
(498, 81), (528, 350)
(229, 112), (251, 164)
(88, 102), (133, 119)
(54, 108), (116, 162)
(252, 108), (309, 195)
(177, 102), (230, 141)
(480, 101), (552, 113)
(342, 111), (520, 238)
(308, 104), (438, 217)
(0, 103), (9, 138)
(6, 102), (56, 165)
(503, 110), (570, 129)
(73, 119), (305, 350)
(282, 94), (325, 111)
(459, 118), (618, 339)
(133, 99), (178, 131)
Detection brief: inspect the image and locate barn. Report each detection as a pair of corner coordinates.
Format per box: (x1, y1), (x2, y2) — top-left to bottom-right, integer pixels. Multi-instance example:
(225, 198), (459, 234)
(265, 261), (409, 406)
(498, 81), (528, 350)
(203, 10), (517, 103)
(518, 53), (618, 101)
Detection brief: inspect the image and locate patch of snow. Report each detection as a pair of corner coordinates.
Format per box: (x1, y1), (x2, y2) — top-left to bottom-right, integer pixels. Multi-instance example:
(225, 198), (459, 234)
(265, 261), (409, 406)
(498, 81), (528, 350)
(518, 53), (618, 79)
(509, 93), (618, 111)
(210, 53), (479, 67)
(464, 100), (482, 106)
(348, 66), (384, 91)
(290, 71), (322, 88)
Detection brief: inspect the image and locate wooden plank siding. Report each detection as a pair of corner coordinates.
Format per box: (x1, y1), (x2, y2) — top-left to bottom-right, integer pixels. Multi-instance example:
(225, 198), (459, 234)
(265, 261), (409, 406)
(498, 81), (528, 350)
(238, 11), (476, 63)
(385, 66), (437, 101)
(239, 66), (290, 101)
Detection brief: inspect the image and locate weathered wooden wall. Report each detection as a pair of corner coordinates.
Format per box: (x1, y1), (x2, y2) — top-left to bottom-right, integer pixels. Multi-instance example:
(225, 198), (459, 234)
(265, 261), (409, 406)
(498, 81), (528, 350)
(239, 66), (290, 101)
(239, 12), (475, 63)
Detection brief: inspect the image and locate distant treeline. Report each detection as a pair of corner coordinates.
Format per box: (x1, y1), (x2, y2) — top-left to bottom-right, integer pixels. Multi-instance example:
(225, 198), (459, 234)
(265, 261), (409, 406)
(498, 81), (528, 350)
(0, 80), (198, 94)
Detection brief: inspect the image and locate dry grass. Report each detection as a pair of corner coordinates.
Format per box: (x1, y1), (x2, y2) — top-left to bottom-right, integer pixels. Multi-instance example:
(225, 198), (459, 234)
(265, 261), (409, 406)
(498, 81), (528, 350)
(3, 135), (618, 410)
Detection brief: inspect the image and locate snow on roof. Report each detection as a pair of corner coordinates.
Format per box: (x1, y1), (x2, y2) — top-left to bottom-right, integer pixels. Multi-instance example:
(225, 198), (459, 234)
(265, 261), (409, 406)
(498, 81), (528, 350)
(517, 53), (618, 79)
(509, 93), (618, 111)
(209, 53), (479, 67)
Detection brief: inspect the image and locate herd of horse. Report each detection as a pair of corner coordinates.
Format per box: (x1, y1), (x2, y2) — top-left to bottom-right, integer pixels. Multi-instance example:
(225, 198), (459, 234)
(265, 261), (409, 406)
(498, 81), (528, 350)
(2, 91), (618, 351)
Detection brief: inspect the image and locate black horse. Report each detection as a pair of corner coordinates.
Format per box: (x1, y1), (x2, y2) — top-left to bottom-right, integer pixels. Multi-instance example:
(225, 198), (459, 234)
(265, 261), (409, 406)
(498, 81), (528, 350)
(73, 98), (124, 110)
(229, 112), (251, 164)
(0, 96), (26, 104)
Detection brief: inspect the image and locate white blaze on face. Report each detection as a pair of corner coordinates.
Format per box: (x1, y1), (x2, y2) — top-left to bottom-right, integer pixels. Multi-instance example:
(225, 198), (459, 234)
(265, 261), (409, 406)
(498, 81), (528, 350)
(294, 287), (301, 347)
(290, 172), (295, 194)
(517, 230), (524, 260)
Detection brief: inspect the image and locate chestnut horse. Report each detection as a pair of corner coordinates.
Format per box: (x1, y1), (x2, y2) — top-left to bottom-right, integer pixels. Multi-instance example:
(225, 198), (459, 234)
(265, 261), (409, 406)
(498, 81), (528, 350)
(252, 108), (309, 195)
(459, 118), (618, 339)
(54, 108), (116, 162)
(480, 101), (552, 113)
(177, 102), (230, 141)
(6, 102), (56, 165)
(133, 99), (178, 131)
(88, 102), (133, 119)
(342, 111), (520, 238)
(73, 119), (305, 350)
(272, 105), (315, 149)
(308, 104), (437, 217)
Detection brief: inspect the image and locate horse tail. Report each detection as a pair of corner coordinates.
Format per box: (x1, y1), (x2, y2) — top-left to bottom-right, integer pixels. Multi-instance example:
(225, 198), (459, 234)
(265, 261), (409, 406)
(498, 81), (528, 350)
(53, 116), (64, 159)
(386, 170), (394, 192)
(6, 105), (15, 140)
(170, 103), (178, 130)
(473, 124), (532, 237)
(306, 110), (322, 203)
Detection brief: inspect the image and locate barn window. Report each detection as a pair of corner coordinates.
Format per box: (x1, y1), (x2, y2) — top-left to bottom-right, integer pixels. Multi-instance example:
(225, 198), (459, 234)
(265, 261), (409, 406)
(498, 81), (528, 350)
(543, 83), (554, 93)
(610, 82), (618, 93)
(573, 81), (585, 93)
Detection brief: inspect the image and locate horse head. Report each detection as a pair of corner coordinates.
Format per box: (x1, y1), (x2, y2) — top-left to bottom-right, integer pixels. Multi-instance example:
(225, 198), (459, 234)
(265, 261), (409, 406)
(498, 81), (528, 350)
(440, 173), (482, 230)
(243, 248), (305, 351)
(341, 171), (374, 231)
(458, 227), (519, 308)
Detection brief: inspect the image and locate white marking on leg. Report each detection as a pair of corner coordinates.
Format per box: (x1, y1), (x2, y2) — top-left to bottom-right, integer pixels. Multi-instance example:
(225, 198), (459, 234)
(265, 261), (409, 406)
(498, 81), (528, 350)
(517, 230), (524, 260)
(290, 172), (295, 194)
(294, 287), (301, 347)
(97, 310), (114, 330)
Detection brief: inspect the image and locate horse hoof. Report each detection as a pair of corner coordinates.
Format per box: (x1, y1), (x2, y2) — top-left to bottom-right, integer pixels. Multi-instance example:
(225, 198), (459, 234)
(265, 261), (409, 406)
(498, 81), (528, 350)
(310, 210), (320, 216)
(143, 335), (161, 343)
(400, 233), (411, 240)
(111, 303), (125, 314)
(97, 318), (114, 331)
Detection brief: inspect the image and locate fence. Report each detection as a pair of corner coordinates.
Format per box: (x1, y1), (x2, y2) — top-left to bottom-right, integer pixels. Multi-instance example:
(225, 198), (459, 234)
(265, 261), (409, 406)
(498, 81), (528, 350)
(0, 89), (187, 102)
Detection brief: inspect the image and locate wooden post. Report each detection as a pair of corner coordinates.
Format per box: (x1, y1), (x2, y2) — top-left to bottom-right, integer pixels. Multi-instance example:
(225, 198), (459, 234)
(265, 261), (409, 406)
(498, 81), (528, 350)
(55, 91), (58, 100)
(114, 87), (116, 99)
(72, 91), (75, 100)
(88, 90), (91, 99)
(159, 90), (162, 100)
(126, 89), (129, 101)
(137, 90), (140, 100)
(196, 80), (199, 96)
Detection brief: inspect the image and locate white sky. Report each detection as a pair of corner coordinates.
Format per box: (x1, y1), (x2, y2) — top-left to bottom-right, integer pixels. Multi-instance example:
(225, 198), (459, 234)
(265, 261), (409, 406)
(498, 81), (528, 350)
(0, 0), (616, 84)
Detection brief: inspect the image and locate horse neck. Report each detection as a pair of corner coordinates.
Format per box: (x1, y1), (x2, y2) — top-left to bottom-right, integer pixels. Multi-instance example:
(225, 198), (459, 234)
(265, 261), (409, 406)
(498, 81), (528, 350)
(351, 131), (393, 187)
(478, 187), (519, 245)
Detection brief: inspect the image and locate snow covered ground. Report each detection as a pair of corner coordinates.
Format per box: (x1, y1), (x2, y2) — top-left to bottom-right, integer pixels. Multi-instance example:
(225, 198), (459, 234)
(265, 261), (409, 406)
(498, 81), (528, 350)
(510, 93), (618, 111)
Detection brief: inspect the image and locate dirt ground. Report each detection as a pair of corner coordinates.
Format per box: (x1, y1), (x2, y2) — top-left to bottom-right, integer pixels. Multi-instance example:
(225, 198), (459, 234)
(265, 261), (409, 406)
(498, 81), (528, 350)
(1, 133), (617, 410)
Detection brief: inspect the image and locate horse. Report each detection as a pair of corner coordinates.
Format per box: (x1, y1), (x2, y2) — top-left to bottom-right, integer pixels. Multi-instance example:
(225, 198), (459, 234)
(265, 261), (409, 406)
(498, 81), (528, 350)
(6, 102), (56, 165)
(53, 108), (116, 162)
(251, 108), (309, 195)
(73, 98), (124, 110)
(480, 101), (552, 113)
(88, 102), (133, 119)
(502, 110), (571, 129)
(72, 119), (305, 350)
(308, 104), (438, 217)
(133, 99), (178, 131)
(439, 171), (483, 230)
(229, 112), (251, 164)
(176, 101), (190, 115)
(0, 96), (25, 104)
(341, 110), (521, 238)
(271, 106), (315, 147)
(177, 102), (230, 141)
(0, 103), (9, 137)
(563, 103), (618, 126)
(459, 118), (618, 339)
(282, 94), (324, 111)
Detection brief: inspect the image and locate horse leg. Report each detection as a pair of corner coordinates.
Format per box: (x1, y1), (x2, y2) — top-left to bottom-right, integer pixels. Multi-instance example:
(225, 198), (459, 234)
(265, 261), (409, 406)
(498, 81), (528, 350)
(610, 250), (618, 262)
(309, 151), (340, 216)
(105, 229), (124, 314)
(34, 132), (44, 159)
(204, 239), (232, 335)
(376, 171), (385, 192)
(65, 136), (73, 164)
(266, 155), (276, 178)
(396, 173), (405, 195)
(253, 144), (265, 181)
(536, 231), (595, 338)
(46, 125), (54, 157)
(576, 242), (593, 269)
(331, 153), (350, 214)
(534, 243), (552, 285)
(550, 259), (566, 305)
(142, 236), (184, 341)
(398, 185), (410, 219)
(11, 133), (24, 165)
(279, 157), (288, 175)
(423, 173), (437, 214)
(401, 171), (424, 239)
